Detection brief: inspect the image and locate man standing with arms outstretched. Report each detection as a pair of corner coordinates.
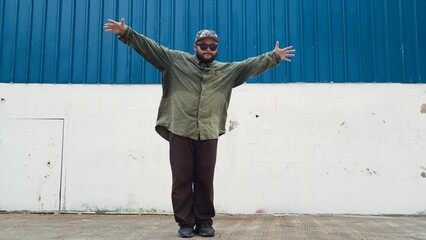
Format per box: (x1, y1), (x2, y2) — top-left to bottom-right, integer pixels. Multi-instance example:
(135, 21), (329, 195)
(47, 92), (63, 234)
(104, 18), (295, 238)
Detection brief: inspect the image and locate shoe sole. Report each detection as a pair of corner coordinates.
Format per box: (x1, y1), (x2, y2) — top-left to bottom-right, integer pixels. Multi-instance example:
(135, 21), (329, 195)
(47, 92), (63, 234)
(198, 234), (214, 237)
(178, 234), (194, 238)
(195, 232), (215, 237)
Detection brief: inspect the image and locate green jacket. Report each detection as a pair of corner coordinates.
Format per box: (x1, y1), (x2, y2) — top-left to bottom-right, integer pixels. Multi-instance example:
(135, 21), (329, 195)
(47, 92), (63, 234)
(119, 27), (281, 141)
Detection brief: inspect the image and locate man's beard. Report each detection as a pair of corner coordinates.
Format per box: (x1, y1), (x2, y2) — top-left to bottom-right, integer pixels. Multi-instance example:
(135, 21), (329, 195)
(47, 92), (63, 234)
(196, 52), (217, 64)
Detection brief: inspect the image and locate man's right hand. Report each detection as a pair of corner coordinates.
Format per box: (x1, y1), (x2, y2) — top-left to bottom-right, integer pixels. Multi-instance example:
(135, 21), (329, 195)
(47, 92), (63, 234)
(104, 18), (127, 35)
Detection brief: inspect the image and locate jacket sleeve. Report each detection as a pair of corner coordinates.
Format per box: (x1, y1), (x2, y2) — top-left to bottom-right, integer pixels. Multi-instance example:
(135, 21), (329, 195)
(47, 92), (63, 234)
(232, 51), (281, 87)
(118, 27), (177, 71)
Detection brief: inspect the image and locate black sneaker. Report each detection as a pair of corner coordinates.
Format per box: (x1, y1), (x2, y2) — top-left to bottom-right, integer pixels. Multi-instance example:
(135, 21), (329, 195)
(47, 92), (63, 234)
(178, 226), (194, 238)
(194, 223), (215, 237)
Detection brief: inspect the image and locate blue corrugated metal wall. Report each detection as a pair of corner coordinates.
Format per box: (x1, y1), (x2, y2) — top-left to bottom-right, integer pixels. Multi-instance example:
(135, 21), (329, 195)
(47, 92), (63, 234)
(0, 0), (425, 84)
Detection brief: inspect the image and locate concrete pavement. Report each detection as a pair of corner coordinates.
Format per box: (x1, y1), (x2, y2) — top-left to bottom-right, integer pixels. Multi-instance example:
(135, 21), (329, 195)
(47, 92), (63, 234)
(1, 213), (426, 239)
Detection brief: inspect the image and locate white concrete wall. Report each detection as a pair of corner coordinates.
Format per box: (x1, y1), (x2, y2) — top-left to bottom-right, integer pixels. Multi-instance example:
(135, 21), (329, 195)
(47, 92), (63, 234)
(0, 83), (425, 215)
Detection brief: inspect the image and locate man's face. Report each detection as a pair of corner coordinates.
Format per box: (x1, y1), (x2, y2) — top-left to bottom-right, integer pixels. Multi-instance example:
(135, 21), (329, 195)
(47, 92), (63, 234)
(194, 39), (218, 63)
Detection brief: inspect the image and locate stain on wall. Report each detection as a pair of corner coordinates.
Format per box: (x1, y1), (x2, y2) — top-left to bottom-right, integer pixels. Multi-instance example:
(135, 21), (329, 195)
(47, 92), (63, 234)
(229, 120), (239, 132)
(421, 104), (426, 114)
(361, 168), (378, 176)
(420, 166), (426, 178)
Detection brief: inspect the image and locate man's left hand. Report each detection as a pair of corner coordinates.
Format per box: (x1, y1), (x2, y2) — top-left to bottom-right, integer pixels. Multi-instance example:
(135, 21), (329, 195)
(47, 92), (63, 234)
(274, 41), (296, 62)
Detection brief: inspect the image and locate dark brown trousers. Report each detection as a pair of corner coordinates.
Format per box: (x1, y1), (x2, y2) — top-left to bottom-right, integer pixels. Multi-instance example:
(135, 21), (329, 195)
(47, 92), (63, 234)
(168, 132), (218, 227)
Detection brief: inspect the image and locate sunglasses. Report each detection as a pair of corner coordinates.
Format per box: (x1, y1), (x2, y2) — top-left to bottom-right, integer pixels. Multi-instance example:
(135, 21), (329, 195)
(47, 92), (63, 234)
(196, 42), (218, 51)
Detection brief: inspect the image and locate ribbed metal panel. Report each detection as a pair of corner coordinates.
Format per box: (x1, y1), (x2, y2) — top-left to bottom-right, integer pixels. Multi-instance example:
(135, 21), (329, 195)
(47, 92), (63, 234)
(0, 0), (425, 84)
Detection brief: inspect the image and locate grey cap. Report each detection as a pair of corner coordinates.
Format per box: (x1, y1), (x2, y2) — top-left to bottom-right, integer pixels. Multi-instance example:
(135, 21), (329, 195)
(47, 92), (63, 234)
(195, 29), (219, 43)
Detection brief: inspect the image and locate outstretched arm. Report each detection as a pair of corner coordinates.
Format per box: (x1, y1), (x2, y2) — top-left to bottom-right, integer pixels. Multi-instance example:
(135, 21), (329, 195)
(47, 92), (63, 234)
(103, 18), (177, 71)
(104, 18), (127, 35)
(273, 41), (296, 62)
(232, 42), (296, 87)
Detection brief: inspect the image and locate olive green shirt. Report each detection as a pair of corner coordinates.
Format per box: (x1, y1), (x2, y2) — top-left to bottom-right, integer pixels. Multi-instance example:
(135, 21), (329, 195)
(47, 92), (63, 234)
(118, 27), (281, 141)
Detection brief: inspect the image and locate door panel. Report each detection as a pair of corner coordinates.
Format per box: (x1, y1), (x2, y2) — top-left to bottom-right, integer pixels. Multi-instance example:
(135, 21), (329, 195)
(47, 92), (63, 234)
(0, 119), (64, 211)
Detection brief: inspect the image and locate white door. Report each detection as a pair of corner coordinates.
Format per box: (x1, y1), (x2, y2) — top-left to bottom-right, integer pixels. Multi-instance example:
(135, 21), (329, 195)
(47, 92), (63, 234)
(0, 119), (64, 211)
